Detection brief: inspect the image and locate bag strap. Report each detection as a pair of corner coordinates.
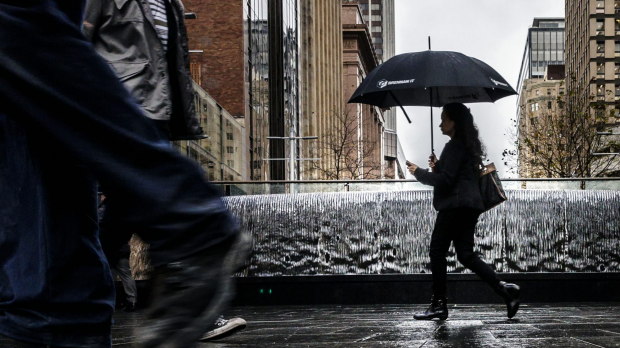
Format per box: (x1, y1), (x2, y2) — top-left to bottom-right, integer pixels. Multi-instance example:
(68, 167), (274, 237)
(480, 162), (497, 177)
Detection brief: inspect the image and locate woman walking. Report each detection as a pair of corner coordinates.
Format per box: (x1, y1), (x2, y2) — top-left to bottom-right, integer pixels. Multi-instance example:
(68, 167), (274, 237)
(408, 103), (520, 320)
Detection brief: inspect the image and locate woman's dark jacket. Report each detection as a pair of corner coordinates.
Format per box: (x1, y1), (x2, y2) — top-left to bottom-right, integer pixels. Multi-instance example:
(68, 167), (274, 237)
(413, 138), (484, 212)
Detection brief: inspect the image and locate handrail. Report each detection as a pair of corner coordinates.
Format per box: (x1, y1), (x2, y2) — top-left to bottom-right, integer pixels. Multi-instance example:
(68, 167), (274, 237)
(210, 178), (620, 184)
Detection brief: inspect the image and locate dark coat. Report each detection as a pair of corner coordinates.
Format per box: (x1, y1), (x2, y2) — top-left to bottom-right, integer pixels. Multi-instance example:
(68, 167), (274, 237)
(84, 0), (205, 140)
(414, 138), (484, 212)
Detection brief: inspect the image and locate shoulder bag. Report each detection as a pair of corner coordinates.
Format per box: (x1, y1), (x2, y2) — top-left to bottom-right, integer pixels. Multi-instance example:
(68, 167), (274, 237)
(479, 162), (507, 211)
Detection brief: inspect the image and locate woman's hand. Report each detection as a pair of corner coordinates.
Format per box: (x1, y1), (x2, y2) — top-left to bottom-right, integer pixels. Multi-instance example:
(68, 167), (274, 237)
(407, 162), (419, 175)
(428, 153), (437, 172)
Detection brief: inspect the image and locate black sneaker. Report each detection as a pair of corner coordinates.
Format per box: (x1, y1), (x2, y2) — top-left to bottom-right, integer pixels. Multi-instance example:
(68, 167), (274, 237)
(199, 316), (247, 341)
(136, 231), (252, 348)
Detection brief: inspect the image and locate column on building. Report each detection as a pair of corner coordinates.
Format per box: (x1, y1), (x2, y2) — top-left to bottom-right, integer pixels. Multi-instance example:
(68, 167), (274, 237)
(299, 0), (343, 180)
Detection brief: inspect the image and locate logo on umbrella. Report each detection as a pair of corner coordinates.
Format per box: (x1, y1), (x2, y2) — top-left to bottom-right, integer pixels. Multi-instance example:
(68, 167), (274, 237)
(489, 77), (508, 87)
(448, 93), (480, 101)
(376, 78), (415, 89)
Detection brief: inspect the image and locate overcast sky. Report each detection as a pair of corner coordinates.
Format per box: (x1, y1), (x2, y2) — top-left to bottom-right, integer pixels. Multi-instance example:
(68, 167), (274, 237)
(394, 0), (565, 177)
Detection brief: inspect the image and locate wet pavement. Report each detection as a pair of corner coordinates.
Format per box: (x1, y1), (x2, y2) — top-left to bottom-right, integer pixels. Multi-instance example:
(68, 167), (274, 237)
(112, 303), (620, 347)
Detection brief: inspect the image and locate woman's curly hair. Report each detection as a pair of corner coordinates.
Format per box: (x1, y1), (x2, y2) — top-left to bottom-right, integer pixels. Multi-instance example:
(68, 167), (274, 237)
(442, 103), (486, 169)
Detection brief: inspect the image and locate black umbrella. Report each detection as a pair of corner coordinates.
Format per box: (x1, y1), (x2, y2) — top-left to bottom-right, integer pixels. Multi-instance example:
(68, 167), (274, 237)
(348, 45), (517, 153)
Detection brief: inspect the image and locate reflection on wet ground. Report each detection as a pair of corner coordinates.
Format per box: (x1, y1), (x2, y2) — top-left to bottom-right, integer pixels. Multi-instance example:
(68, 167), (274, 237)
(110, 303), (620, 347)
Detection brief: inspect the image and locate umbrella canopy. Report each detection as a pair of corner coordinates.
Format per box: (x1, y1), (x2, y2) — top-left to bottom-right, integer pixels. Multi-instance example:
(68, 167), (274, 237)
(348, 50), (517, 108)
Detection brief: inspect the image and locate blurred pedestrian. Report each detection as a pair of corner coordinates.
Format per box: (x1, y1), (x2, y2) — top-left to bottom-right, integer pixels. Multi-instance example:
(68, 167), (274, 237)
(408, 103), (520, 320)
(84, 0), (248, 338)
(0, 1), (250, 347)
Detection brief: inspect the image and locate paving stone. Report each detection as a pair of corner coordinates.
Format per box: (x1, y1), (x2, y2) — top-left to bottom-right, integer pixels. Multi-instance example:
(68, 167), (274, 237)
(111, 303), (620, 347)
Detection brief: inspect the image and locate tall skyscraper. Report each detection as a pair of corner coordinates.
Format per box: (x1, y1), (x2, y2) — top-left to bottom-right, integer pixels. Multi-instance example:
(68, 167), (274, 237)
(565, 0), (620, 175)
(565, 0), (620, 111)
(515, 18), (566, 177)
(359, 0), (394, 63)
(516, 18), (565, 103)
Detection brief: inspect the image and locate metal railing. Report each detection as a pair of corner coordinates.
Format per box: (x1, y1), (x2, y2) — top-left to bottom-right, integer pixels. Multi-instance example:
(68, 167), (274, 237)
(210, 178), (620, 196)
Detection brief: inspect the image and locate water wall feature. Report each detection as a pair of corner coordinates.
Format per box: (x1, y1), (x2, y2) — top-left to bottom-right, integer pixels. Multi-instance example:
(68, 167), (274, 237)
(129, 189), (620, 279)
(225, 190), (620, 276)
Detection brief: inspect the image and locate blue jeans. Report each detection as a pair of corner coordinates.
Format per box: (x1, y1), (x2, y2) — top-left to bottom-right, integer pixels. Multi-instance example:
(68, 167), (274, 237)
(0, 1), (237, 347)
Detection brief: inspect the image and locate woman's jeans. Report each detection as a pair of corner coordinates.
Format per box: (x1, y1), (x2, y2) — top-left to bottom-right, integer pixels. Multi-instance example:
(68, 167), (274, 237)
(430, 208), (501, 297)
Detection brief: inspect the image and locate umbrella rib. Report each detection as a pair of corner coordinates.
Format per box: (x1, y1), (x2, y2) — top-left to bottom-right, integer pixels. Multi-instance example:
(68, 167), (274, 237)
(389, 91), (412, 124)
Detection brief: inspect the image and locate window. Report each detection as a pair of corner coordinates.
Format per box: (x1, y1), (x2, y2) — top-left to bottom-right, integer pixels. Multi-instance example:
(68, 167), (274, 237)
(226, 133), (233, 140)
(375, 48), (383, 55)
(547, 88), (552, 95)
(371, 26), (382, 32)
(598, 62), (605, 75)
(359, 4), (368, 10)
(597, 19), (604, 31)
(597, 0), (605, 12)
(616, 19), (620, 32)
(226, 146), (234, 154)
(615, 62), (620, 74)
(598, 84), (605, 96)
(536, 89), (540, 95)
(372, 37), (383, 44)
(597, 41), (605, 53)
(616, 84), (620, 96)
(227, 160), (234, 167)
(531, 103), (535, 112)
(371, 4), (381, 10)
(616, 41), (620, 52)
(371, 15), (382, 21)
(535, 103), (539, 111)
(548, 101), (552, 109)
(616, 1), (620, 13)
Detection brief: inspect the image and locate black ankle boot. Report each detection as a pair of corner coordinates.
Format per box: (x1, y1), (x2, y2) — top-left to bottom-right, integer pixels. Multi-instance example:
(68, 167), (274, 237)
(414, 296), (448, 320)
(495, 281), (520, 319)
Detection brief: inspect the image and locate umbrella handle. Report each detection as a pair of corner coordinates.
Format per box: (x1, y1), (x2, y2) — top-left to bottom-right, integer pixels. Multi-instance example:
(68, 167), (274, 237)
(429, 88), (434, 154)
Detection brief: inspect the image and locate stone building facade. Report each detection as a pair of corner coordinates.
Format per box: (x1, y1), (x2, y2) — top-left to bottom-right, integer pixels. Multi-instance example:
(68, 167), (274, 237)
(565, 0), (620, 175)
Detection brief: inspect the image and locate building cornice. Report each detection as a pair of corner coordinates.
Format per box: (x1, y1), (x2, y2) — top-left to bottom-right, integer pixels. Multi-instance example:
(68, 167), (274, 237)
(343, 24), (379, 74)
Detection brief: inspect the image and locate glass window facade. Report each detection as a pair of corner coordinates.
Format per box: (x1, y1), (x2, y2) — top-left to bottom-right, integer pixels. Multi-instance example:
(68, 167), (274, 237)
(518, 21), (565, 83)
(177, 82), (245, 182)
(244, 0), (299, 180)
(282, 0), (300, 179)
(245, 1), (269, 180)
(384, 132), (397, 159)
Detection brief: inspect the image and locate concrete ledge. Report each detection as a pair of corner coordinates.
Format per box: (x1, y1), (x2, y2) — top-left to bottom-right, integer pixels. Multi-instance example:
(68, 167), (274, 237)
(120, 273), (620, 307)
(231, 273), (620, 305)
